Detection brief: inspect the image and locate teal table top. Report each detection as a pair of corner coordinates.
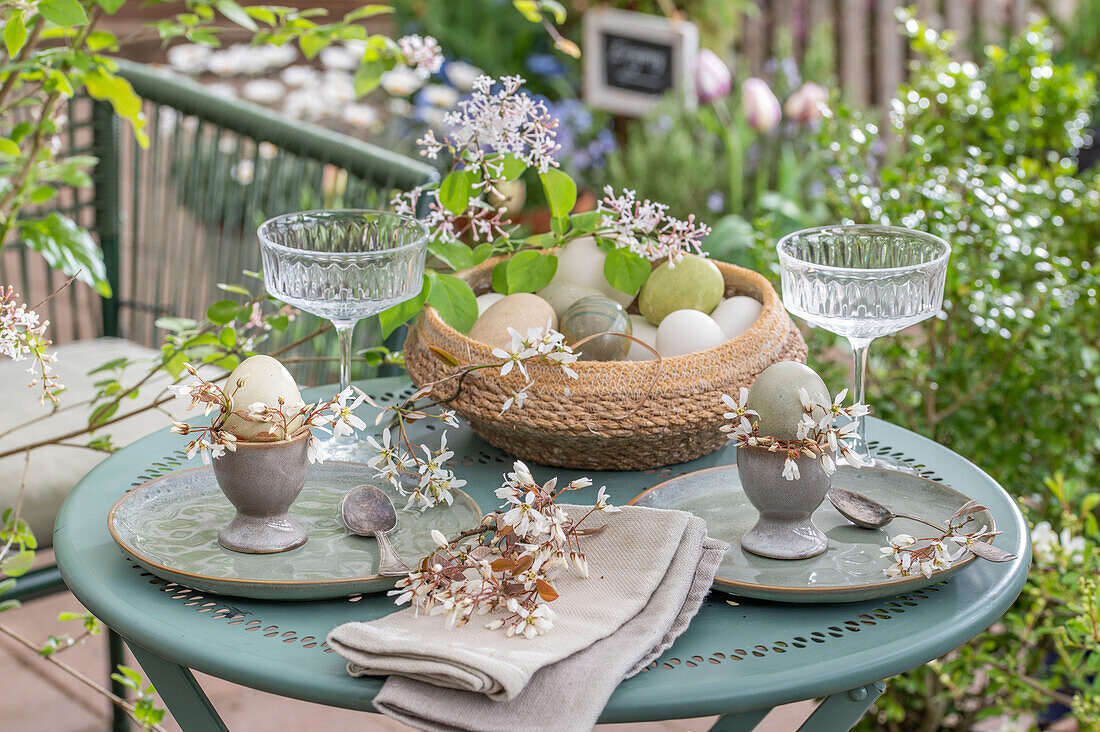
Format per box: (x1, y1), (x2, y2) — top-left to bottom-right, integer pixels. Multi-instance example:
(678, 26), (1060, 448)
(54, 376), (1031, 723)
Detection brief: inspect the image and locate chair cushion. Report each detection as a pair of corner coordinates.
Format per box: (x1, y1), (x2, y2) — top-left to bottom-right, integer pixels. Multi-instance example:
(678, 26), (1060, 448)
(0, 338), (193, 547)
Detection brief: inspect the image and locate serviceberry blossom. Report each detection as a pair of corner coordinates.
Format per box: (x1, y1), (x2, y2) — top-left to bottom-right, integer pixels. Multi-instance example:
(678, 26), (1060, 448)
(389, 459), (617, 637)
(597, 187), (711, 264)
(881, 502), (1004, 578)
(415, 74), (559, 187)
(397, 34), (443, 79)
(0, 287), (61, 404)
(721, 387), (869, 481)
(168, 365), (366, 464)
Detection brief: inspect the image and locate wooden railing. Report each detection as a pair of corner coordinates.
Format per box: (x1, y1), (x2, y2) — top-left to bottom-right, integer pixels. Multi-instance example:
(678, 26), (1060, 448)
(738, 0), (1073, 105)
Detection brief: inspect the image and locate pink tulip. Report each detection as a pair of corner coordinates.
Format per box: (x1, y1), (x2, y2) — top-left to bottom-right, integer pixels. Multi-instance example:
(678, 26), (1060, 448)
(741, 78), (782, 132)
(695, 49), (732, 104)
(785, 82), (829, 124)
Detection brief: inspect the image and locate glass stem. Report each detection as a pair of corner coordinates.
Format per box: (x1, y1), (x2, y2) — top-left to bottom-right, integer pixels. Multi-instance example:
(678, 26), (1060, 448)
(848, 336), (873, 459)
(334, 321), (356, 394)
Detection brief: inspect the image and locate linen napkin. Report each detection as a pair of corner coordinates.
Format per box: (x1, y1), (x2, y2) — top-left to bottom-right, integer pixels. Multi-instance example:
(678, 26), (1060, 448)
(327, 505), (728, 732)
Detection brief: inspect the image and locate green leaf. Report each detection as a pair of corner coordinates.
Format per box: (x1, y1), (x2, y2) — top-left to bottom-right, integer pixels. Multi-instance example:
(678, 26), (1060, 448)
(569, 211), (600, 235)
(216, 283), (252, 296)
(512, 0), (541, 22)
(491, 260), (510, 294)
(94, 0), (126, 14)
(218, 325), (236, 348)
(18, 214), (112, 296)
(471, 243), (494, 265)
(0, 550), (34, 577)
(88, 400), (118, 428)
(428, 238), (475, 272)
(353, 59), (383, 96)
(38, 0), (88, 26)
(603, 247), (650, 295)
(298, 33), (328, 59)
(378, 274), (429, 338)
(214, 0), (257, 29)
(82, 69), (147, 146)
(524, 233), (557, 248)
(343, 4), (393, 21)
(30, 185), (55, 204)
(0, 578), (16, 596)
(4, 12), (27, 57)
(539, 168), (577, 221)
(506, 251), (557, 293)
(426, 271), (478, 333)
(206, 300), (240, 325)
(493, 153), (527, 181)
(0, 138), (21, 158)
(0, 599), (20, 612)
(438, 170), (475, 216)
(266, 315), (289, 332)
(86, 30), (116, 51)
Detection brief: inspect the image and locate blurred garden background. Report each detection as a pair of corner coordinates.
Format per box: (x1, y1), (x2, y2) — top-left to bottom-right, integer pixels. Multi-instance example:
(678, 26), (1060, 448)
(1, 0), (1098, 730)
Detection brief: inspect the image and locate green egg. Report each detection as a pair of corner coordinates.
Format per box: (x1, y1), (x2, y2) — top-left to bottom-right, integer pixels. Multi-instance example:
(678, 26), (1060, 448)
(560, 296), (632, 361)
(639, 254), (725, 326)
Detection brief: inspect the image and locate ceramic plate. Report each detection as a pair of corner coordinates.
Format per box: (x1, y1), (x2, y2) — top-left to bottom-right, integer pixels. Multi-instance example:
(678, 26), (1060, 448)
(630, 465), (994, 603)
(108, 462), (481, 600)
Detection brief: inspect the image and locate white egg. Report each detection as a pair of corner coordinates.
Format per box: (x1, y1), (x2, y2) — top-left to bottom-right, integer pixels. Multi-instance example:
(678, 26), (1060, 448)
(627, 314), (658, 360)
(711, 295), (763, 339)
(656, 309), (726, 358)
(221, 355), (305, 440)
(548, 236), (635, 308)
(476, 292), (505, 315)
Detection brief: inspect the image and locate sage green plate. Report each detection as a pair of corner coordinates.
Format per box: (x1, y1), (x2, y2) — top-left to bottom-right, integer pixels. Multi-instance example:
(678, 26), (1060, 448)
(108, 462), (481, 601)
(630, 465), (993, 603)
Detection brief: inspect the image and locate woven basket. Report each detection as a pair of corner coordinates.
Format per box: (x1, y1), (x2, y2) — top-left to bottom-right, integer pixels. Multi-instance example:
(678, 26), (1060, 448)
(404, 257), (807, 470)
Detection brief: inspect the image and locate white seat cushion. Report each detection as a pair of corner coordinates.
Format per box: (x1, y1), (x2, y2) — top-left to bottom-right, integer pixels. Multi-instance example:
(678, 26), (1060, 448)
(0, 338), (193, 547)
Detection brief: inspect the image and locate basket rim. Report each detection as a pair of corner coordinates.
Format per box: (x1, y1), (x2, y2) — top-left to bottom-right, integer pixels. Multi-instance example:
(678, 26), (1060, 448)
(415, 254), (790, 372)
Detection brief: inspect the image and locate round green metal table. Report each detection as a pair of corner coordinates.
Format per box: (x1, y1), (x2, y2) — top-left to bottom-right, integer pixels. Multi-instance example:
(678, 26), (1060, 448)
(54, 376), (1031, 731)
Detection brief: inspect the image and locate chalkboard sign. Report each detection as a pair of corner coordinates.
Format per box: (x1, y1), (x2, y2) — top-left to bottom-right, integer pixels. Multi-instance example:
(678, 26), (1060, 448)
(584, 9), (698, 117)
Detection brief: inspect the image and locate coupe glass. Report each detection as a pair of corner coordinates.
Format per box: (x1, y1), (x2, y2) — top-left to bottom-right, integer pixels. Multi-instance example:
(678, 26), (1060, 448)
(776, 225), (950, 470)
(258, 210), (428, 458)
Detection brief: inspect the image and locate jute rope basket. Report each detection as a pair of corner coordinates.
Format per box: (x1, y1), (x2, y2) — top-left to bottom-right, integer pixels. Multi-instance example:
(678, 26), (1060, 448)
(404, 256), (807, 470)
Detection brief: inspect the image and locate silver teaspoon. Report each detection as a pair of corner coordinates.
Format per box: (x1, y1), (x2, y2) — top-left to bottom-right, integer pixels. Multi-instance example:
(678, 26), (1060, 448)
(341, 484), (409, 576)
(828, 486), (1017, 563)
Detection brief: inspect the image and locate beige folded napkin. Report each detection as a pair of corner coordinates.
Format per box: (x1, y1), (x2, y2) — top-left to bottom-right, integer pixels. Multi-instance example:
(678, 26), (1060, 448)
(327, 505), (728, 731)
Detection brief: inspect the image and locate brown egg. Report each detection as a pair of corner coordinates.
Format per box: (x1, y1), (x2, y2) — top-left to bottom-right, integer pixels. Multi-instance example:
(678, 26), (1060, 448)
(467, 293), (558, 350)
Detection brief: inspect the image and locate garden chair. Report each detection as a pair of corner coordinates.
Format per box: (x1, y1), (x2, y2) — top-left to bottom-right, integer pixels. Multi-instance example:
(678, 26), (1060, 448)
(0, 58), (437, 730)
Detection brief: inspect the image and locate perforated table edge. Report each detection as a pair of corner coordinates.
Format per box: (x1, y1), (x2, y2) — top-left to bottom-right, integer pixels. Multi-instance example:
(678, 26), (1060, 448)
(54, 375), (1031, 730)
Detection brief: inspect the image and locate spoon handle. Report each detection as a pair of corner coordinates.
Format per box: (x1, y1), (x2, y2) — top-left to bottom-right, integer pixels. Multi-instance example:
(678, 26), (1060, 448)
(893, 513), (950, 533)
(374, 531), (410, 576)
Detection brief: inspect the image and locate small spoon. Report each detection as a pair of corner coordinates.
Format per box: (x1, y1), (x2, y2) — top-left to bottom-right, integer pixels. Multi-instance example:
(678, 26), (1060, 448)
(828, 486), (1017, 563)
(341, 484), (409, 576)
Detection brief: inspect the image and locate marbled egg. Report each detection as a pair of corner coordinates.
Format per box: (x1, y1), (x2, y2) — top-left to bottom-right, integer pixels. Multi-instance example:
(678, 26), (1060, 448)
(655, 309), (726, 358)
(468, 293), (557, 350)
(745, 361), (830, 440)
(221, 355), (305, 440)
(639, 254), (725, 326)
(627, 314), (658, 361)
(560, 296), (632, 361)
(476, 292), (505, 315)
(711, 295), (763, 339)
(537, 282), (603, 320)
(547, 236), (635, 308)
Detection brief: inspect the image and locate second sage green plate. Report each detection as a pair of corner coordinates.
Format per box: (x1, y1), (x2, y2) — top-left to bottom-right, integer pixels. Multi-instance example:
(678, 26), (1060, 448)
(108, 462), (481, 601)
(630, 465), (993, 603)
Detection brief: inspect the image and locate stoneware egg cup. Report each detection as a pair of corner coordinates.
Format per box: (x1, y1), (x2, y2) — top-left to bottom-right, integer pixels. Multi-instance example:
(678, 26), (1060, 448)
(737, 445), (833, 560)
(210, 430), (310, 554)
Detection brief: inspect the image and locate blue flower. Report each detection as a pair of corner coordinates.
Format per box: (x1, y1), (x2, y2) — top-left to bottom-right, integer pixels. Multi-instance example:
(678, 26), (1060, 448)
(526, 53), (568, 79)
